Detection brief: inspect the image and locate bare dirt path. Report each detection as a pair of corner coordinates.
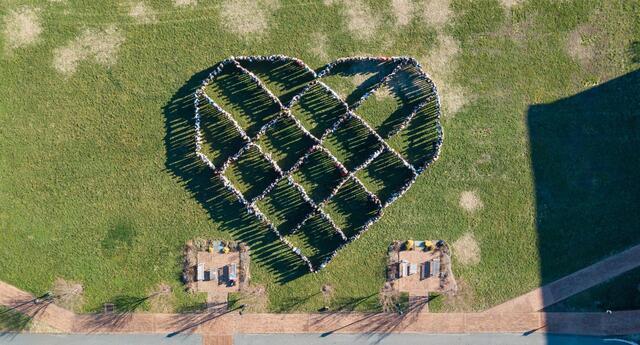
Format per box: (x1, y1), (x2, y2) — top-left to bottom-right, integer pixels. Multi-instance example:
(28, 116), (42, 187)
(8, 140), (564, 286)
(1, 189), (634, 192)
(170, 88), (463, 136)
(485, 243), (640, 314)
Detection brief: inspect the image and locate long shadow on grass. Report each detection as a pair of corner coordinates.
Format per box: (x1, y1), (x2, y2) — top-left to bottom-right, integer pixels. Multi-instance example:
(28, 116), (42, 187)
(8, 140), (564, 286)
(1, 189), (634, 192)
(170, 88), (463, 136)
(527, 69), (640, 314)
(320, 59), (441, 171)
(162, 60), (443, 285)
(162, 68), (306, 284)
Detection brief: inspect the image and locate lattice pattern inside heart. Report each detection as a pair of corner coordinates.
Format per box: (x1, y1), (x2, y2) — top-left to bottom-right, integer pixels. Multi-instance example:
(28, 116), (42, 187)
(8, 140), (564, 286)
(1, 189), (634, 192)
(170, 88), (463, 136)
(194, 55), (442, 272)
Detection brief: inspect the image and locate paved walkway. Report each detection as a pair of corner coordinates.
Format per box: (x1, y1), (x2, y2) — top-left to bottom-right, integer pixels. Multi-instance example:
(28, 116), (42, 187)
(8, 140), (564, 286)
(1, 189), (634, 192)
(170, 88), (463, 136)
(3, 244), (640, 341)
(2, 277), (640, 337)
(485, 243), (640, 314)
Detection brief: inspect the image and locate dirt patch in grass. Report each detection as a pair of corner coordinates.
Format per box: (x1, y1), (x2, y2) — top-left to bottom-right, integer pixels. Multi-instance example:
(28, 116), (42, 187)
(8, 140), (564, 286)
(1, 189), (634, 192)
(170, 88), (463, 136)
(237, 285), (268, 312)
(501, 0), (523, 8)
(326, 0), (378, 41)
(147, 283), (174, 313)
(53, 25), (125, 75)
(420, 34), (468, 116)
(426, 34), (459, 75)
(441, 278), (475, 311)
(566, 24), (596, 71)
(220, 0), (280, 37)
(129, 2), (157, 24)
(52, 278), (84, 311)
(422, 0), (452, 28)
(3, 6), (42, 53)
(392, 0), (413, 26)
(346, 0), (379, 40)
(174, 0), (197, 7)
(574, 4), (635, 82)
(459, 190), (483, 213)
(452, 232), (481, 266)
(497, 15), (533, 42)
(439, 85), (466, 115)
(310, 32), (329, 60)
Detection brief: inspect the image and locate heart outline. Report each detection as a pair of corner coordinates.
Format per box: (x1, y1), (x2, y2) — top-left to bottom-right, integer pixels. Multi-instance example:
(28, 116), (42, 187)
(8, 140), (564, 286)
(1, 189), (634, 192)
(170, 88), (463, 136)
(194, 55), (443, 272)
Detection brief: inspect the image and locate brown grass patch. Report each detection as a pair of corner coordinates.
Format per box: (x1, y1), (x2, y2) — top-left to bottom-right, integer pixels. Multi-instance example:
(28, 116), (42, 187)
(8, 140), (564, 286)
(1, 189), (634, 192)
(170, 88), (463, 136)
(310, 32), (329, 60)
(423, 34), (458, 80)
(52, 278), (84, 311)
(220, 0), (281, 37)
(392, 0), (414, 26)
(3, 6), (42, 53)
(441, 278), (475, 311)
(147, 283), (174, 313)
(52, 25), (125, 75)
(422, 0), (452, 28)
(501, 0), (523, 8)
(237, 285), (268, 312)
(174, 0), (197, 7)
(566, 24), (596, 70)
(325, 0), (378, 41)
(345, 0), (379, 40)
(459, 190), (483, 213)
(420, 34), (469, 115)
(129, 2), (157, 24)
(497, 16), (533, 42)
(452, 232), (481, 266)
(565, 4), (634, 82)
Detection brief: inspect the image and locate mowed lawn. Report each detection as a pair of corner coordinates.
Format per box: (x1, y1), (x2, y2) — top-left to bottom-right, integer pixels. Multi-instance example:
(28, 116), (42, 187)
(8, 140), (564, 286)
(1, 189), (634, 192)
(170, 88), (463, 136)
(1, 0), (639, 313)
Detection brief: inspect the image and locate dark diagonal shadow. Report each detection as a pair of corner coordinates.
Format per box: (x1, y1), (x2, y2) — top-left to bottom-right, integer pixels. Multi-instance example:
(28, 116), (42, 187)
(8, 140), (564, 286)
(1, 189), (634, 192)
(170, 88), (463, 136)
(528, 69), (640, 325)
(162, 68), (307, 284)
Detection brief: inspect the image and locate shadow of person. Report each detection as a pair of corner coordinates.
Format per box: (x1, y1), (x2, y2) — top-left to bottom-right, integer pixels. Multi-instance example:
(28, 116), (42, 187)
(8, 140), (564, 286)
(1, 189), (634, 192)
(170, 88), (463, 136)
(162, 68), (306, 284)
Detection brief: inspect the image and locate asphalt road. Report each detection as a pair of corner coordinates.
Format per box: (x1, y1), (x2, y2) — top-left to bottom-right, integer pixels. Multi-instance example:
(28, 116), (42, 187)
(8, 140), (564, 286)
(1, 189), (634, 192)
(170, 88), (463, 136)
(234, 333), (640, 345)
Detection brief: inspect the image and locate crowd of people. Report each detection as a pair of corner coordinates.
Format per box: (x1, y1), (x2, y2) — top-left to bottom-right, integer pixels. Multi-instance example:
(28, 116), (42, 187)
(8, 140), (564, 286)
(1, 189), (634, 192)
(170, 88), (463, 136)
(193, 55), (443, 272)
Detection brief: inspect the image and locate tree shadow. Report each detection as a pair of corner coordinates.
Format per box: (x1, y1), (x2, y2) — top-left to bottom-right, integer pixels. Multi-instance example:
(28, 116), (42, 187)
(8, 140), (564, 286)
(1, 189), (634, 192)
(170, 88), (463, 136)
(166, 305), (242, 338)
(163, 67), (307, 284)
(0, 295), (54, 338)
(315, 294), (429, 344)
(527, 69), (640, 309)
(0, 306), (33, 338)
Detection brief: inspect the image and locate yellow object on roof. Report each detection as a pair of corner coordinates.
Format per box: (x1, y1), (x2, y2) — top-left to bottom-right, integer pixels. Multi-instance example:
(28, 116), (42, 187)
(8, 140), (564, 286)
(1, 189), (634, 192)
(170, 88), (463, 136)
(405, 239), (414, 250)
(424, 240), (434, 251)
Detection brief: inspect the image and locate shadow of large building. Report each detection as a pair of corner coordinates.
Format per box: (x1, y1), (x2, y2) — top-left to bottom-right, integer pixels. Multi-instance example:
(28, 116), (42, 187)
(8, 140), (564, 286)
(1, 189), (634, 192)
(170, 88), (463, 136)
(527, 69), (640, 303)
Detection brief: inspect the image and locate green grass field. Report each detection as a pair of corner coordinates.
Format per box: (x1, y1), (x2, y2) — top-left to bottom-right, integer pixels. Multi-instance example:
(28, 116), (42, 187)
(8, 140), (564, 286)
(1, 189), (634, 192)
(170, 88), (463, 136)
(1, 0), (639, 314)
